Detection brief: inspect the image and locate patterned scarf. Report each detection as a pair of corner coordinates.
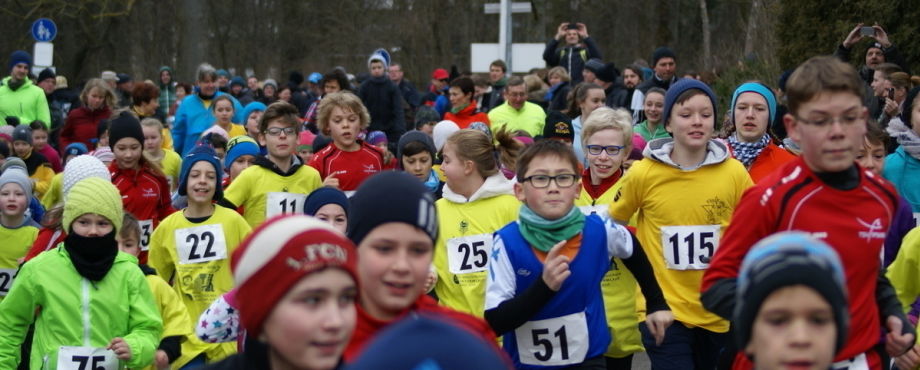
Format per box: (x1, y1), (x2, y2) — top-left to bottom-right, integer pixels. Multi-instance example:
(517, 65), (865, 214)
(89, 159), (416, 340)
(887, 119), (920, 161)
(728, 133), (770, 167)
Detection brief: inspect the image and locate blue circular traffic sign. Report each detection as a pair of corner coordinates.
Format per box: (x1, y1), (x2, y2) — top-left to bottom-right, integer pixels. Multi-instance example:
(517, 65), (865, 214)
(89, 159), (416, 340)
(31, 18), (57, 42)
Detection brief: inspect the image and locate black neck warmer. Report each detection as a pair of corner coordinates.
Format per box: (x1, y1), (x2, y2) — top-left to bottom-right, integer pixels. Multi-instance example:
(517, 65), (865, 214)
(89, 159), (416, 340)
(64, 230), (119, 281)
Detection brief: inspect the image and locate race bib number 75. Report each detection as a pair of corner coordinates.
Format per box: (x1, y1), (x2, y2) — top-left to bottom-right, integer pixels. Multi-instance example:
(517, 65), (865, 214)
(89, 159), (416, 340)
(56, 346), (118, 370)
(661, 225), (720, 270)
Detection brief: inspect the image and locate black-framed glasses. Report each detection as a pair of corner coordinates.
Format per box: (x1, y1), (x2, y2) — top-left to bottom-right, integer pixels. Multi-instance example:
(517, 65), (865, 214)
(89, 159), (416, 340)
(585, 145), (624, 156)
(264, 127), (296, 136)
(521, 174), (578, 188)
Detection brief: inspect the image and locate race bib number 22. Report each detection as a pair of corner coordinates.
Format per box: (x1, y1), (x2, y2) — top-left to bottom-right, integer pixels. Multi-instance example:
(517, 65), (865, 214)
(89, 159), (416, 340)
(175, 224), (228, 265)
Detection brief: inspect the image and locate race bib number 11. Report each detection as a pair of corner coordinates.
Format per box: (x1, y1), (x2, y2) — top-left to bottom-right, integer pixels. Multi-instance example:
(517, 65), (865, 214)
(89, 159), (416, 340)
(56, 346), (118, 370)
(266, 192), (308, 218)
(661, 225), (720, 270)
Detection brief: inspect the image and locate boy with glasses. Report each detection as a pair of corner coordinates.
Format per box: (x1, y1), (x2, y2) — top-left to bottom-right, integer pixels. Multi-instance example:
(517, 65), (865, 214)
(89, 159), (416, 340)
(222, 101), (323, 227)
(485, 139), (670, 369)
(703, 56), (915, 369)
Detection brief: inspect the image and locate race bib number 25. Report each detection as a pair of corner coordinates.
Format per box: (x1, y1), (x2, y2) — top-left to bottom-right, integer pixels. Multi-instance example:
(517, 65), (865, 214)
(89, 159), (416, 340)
(446, 234), (492, 274)
(661, 225), (720, 270)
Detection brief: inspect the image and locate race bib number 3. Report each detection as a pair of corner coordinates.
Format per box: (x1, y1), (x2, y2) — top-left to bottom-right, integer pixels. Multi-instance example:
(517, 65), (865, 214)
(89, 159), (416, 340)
(661, 225), (720, 270)
(446, 233), (492, 274)
(266, 192), (308, 218)
(57, 346), (118, 370)
(514, 312), (589, 366)
(175, 224), (228, 265)
(0, 268), (17, 296)
(139, 219), (153, 251)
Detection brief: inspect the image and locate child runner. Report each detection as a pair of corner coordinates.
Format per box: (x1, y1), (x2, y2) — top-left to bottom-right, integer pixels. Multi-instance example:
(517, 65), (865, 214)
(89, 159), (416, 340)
(366, 131), (396, 169)
(118, 213), (202, 370)
(611, 79), (754, 369)
(343, 171), (497, 361)
(702, 56), (914, 370)
(223, 101), (323, 227)
(433, 129), (520, 317)
(574, 107), (645, 368)
(567, 82), (606, 164)
(11, 125), (53, 198)
(203, 215), (359, 370)
(0, 177), (162, 369)
(725, 82), (796, 183)
(39, 142), (88, 209)
(485, 139), (670, 369)
(28, 120), (62, 172)
(0, 166), (39, 300)
(303, 186), (349, 233)
(109, 112), (174, 260)
(212, 95), (247, 139)
(241, 101), (267, 139)
(396, 131), (440, 195)
(735, 232), (849, 370)
(149, 144), (252, 363)
(141, 117), (182, 191)
(297, 130), (316, 164)
(308, 92), (385, 195)
(223, 135), (259, 187)
(634, 87), (668, 142)
(883, 86), (920, 225)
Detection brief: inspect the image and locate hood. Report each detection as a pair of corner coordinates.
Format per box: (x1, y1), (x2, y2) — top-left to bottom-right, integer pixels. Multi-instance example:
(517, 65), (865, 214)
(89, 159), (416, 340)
(442, 172), (515, 203)
(643, 137), (730, 171)
(1, 76), (33, 88)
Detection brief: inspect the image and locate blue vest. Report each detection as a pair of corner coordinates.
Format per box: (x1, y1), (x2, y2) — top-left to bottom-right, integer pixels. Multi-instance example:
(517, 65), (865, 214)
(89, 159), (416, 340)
(496, 214), (611, 369)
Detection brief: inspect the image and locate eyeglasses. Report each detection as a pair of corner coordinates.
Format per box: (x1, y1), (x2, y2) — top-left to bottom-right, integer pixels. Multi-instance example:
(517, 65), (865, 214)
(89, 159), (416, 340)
(585, 145), (624, 156)
(521, 174), (578, 188)
(792, 113), (864, 128)
(264, 127), (296, 136)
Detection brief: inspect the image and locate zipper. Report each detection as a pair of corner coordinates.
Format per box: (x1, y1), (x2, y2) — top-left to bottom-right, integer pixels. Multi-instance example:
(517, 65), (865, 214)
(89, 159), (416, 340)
(82, 278), (90, 346)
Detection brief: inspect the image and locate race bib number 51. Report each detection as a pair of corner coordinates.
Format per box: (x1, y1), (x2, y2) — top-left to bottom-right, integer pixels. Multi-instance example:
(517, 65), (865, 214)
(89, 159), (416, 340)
(514, 312), (589, 366)
(266, 192), (308, 218)
(175, 224), (228, 265)
(446, 234), (492, 274)
(56, 346), (118, 370)
(661, 225), (720, 270)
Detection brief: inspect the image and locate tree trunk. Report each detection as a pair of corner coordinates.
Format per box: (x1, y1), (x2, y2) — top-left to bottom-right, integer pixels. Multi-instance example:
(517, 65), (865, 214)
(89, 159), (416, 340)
(744, 0), (762, 58)
(177, 0), (207, 82)
(699, 0), (712, 71)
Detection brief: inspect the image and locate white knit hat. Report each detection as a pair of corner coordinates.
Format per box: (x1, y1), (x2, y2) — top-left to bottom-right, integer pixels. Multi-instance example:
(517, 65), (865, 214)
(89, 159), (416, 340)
(432, 120), (460, 152)
(63, 155), (112, 197)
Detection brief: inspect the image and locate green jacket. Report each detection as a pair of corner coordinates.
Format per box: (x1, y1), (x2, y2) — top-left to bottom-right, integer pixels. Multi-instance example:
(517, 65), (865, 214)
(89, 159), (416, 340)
(487, 101), (547, 138)
(0, 246), (162, 369)
(0, 76), (51, 127)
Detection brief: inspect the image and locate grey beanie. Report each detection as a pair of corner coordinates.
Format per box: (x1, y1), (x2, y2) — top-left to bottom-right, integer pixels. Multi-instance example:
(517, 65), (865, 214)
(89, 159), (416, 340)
(0, 166), (32, 196)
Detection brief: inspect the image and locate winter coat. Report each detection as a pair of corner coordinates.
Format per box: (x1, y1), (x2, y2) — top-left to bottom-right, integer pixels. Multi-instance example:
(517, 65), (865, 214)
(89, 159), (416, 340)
(443, 102), (490, 129)
(60, 105), (112, 150)
(0, 76), (51, 127)
(359, 76), (407, 144)
(542, 38), (603, 84)
(172, 92), (244, 156)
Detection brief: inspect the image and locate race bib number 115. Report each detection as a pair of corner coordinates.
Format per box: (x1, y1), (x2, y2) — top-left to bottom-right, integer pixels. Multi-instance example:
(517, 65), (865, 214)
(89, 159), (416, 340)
(661, 225), (720, 270)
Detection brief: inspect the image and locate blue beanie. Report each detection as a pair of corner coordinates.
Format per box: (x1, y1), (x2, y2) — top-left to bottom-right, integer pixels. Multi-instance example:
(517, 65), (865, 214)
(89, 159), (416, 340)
(178, 144), (224, 199)
(347, 171), (438, 245)
(8, 50), (31, 73)
(240, 101), (267, 123)
(303, 187), (349, 216)
(730, 82), (777, 126)
(662, 78), (718, 127)
(224, 135), (260, 170)
(308, 72), (323, 84)
(64, 142), (89, 158)
(229, 76), (245, 88)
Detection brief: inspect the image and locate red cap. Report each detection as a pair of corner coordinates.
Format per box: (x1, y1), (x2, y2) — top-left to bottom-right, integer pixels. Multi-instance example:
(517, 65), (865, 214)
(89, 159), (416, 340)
(431, 68), (449, 80)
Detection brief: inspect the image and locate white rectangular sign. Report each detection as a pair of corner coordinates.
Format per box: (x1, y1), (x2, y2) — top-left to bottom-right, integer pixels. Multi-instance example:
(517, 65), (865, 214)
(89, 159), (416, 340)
(471, 43), (545, 73)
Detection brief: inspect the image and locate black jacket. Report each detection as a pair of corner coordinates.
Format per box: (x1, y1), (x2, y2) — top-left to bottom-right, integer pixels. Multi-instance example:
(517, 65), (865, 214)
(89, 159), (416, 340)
(604, 82), (630, 111)
(637, 75), (678, 94)
(542, 37), (602, 85)
(358, 76), (406, 143)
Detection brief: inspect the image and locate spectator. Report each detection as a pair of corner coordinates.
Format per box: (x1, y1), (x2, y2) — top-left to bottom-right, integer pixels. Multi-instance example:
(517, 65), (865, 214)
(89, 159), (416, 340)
(157, 66), (176, 119)
(229, 76), (253, 106)
(637, 47), (679, 93)
(443, 77), (490, 129)
(389, 62), (421, 110)
(483, 60), (507, 111)
(115, 73), (134, 108)
(359, 51), (406, 146)
(622, 64), (646, 121)
(216, 69), (231, 93)
(423, 68), (451, 116)
(172, 63), (244, 156)
(542, 22), (602, 85)
(0, 51), (50, 128)
(487, 76), (546, 138)
(545, 66), (572, 112)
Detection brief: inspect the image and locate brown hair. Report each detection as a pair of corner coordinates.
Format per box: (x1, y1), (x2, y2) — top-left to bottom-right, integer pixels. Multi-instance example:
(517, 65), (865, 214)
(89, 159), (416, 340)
(547, 66), (571, 83)
(864, 119), (888, 148)
(316, 92), (370, 136)
(80, 78), (116, 109)
(120, 212), (142, 242)
(785, 56), (865, 115)
(566, 82), (604, 118)
(444, 128), (520, 179)
(450, 77), (475, 97)
(490, 59), (507, 73)
(889, 72), (911, 92)
(515, 139), (581, 180)
(873, 63), (902, 80)
(131, 82), (159, 106)
(259, 101), (301, 133)
(211, 95), (236, 115)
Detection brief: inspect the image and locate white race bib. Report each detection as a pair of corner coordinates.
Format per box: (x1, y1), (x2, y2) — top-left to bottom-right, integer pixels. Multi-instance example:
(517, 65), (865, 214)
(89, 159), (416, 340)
(578, 204), (609, 217)
(661, 225), (720, 270)
(832, 352), (868, 370)
(266, 192), (308, 218)
(56, 346), (118, 370)
(514, 312), (589, 366)
(913, 212), (919, 227)
(175, 224), (228, 265)
(138, 219), (153, 251)
(446, 233), (492, 274)
(0, 268), (17, 296)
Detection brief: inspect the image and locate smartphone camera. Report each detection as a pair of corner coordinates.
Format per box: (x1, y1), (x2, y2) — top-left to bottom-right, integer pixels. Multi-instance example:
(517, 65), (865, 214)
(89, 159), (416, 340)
(860, 26), (875, 36)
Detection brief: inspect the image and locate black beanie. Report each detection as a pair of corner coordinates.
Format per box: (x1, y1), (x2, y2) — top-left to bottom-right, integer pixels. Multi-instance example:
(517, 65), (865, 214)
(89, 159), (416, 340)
(900, 86), (920, 128)
(37, 68), (56, 83)
(396, 131), (436, 163)
(651, 47), (676, 66)
(107, 112), (145, 147)
(596, 62), (619, 83)
(735, 232), (849, 355)
(347, 171), (438, 246)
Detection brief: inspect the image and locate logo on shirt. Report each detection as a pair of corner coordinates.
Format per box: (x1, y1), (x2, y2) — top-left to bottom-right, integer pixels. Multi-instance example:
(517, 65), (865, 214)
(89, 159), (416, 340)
(516, 268), (531, 277)
(856, 218), (886, 242)
(142, 187), (157, 198)
(459, 220), (469, 234)
(363, 164), (377, 174)
(702, 197), (730, 224)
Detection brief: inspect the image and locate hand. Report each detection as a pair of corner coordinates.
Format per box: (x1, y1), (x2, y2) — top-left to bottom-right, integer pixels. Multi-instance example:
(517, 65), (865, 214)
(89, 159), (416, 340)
(843, 23), (864, 49)
(895, 344), (920, 370)
(886, 316), (916, 357)
(322, 171), (343, 189)
(872, 23), (892, 48)
(555, 23), (569, 40)
(424, 267), (437, 293)
(577, 23), (588, 38)
(645, 310), (674, 346)
(107, 337), (132, 361)
(884, 97), (900, 117)
(155, 349), (169, 369)
(541, 241), (570, 291)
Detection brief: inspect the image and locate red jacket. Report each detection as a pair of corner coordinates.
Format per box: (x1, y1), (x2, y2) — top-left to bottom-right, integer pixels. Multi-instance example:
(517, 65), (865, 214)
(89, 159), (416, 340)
(24, 227), (66, 262)
(60, 106), (111, 150)
(727, 142), (797, 183)
(443, 102), (490, 129)
(344, 294), (500, 363)
(702, 158), (899, 369)
(308, 141), (385, 192)
(110, 163), (175, 262)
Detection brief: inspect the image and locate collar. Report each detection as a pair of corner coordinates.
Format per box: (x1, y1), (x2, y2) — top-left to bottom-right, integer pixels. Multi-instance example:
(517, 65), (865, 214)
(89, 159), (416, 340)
(581, 167), (622, 199)
(254, 155), (302, 177)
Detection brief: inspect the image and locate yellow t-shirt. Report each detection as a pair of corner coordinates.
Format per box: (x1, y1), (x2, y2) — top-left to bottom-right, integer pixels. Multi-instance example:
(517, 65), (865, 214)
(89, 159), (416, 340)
(40, 172), (63, 209)
(575, 181), (643, 357)
(222, 163), (323, 227)
(159, 150), (182, 191)
(888, 227), (920, 312)
(610, 157), (752, 333)
(0, 222), (39, 302)
(142, 273), (209, 370)
(161, 127), (174, 151)
(222, 124), (247, 139)
(433, 194), (519, 317)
